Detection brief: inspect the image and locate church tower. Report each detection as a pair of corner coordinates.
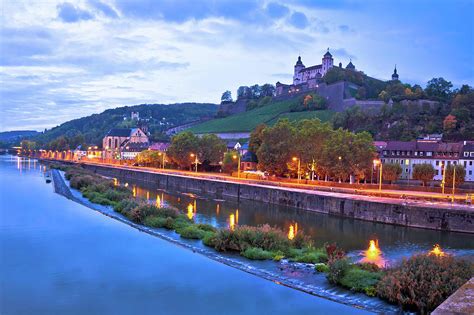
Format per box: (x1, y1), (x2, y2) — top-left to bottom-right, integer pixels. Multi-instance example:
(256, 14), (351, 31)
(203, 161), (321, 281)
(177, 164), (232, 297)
(322, 48), (333, 75)
(293, 56), (305, 85)
(391, 65), (399, 81)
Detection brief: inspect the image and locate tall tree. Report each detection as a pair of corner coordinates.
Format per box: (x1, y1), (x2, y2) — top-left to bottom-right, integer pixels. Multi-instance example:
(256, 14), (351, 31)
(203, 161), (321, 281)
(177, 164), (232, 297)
(221, 90), (233, 102)
(256, 119), (295, 176)
(382, 163), (402, 184)
(425, 77), (453, 100)
(412, 164), (435, 186)
(198, 134), (227, 169)
(248, 124), (266, 153)
(167, 131), (200, 169)
(444, 164), (466, 188)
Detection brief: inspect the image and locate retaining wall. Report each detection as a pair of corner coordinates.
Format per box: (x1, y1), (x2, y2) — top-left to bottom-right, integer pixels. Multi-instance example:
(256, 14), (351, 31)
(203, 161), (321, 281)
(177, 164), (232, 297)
(79, 163), (474, 233)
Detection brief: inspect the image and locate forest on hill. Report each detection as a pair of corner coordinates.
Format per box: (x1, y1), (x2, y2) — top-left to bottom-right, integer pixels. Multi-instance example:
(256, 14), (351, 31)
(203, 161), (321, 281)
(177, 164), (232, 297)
(30, 103), (217, 149)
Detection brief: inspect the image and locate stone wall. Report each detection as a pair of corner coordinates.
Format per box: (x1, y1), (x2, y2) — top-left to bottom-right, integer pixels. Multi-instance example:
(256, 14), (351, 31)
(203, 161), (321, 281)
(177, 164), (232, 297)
(81, 164), (474, 234)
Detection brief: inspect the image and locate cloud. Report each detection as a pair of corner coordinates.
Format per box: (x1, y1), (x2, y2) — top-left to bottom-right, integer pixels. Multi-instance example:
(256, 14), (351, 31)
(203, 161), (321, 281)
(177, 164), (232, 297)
(57, 2), (94, 23)
(331, 48), (356, 60)
(265, 2), (290, 18)
(338, 24), (355, 33)
(88, 0), (118, 18)
(288, 12), (308, 29)
(0, 27), (56, 66)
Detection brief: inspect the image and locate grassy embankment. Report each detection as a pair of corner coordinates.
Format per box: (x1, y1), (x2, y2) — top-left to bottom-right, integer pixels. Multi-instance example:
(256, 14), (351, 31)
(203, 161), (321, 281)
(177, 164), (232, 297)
(57, 165), (473, 314)
(188, 97), (334, 134)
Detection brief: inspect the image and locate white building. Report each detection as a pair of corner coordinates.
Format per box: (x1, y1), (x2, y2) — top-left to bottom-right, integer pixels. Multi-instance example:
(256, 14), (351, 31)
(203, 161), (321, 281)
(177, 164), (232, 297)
(380, 140), (466, 181)
(460, 141), (474, 182)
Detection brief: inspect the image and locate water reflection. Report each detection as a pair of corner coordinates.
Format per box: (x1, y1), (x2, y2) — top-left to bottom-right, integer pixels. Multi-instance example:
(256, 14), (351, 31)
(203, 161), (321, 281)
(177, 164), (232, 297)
(46, 165), (474, 264)
(360, 240), (386, 268)
(288, 223), (298, 240)
(429, 244), (445, 257)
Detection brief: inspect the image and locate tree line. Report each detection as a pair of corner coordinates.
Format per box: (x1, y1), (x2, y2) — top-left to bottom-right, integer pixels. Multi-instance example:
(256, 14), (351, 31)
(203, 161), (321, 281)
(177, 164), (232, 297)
(249, 119), (376, 182)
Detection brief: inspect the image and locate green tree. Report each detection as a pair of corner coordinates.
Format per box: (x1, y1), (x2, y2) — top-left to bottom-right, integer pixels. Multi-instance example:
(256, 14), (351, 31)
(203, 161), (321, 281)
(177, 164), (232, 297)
(256, 119), (295, 176)
(425, 77), (453, 100)
(444, 164), (466, 188)
(294, 119), (333, 179)
(198, 134), (227, 170)
(261, 84), (275, 97)
(382, 163), (402, 184)
(412, 164), (435, 186)
(167, 131), (200, 169)
(249, 124), (266, 153)
(222, 151), (238, 174)
(221, 90), (233, 102)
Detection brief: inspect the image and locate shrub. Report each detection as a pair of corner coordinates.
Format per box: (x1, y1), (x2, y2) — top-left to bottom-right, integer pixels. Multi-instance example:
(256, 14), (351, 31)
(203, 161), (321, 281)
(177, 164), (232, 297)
(315, 263), (329, 273)
(325, 243), (346, 262)
(327, 258), (351, 284)
(195, 223), (217, 233)
(143, 215), (168, 228)
(202, 231), (217, 247)
(179, 225), (206, 239)
(356, 262), (381, 273)
(104, 188), (131, 202)
(291, 248), (328, 264)
(113, 199), (139, 214)
(213, 224), (291, 252)
(339, 267), (382, 295)
(70, 175), (102, 190)
(376, 254), (473, 313)
(164, 217), (175, 230)
(241, 247), (274, 260)
(172, 215), (193, 231)
(155, 206), (180, 219)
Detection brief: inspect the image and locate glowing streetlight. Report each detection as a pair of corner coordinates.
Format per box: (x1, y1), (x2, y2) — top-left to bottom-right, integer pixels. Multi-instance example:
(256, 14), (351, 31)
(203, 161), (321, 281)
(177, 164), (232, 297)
(158, 152), (165, 169)
(440, 162), (446, 194)
(292, 156), (301, 183)
(190, 153), (198, 173)
(232, 154), (241, 178)
(373, 159), (383, 191)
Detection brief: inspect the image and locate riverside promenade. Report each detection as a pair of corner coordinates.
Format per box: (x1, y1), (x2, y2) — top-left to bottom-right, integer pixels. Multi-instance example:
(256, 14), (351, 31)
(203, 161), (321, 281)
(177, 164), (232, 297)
(43, 159), (474, 233)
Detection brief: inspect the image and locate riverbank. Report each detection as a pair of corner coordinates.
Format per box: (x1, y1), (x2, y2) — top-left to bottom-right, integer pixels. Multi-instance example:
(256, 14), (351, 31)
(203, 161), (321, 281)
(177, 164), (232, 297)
(50, 168), (398, 313)
(51, 164), (474, 313)
(57, 160), (474, 233)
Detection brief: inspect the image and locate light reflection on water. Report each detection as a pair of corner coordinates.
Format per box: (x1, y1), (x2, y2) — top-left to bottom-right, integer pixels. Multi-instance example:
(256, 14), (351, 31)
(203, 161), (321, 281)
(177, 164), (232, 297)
(123, 169), (474, 265)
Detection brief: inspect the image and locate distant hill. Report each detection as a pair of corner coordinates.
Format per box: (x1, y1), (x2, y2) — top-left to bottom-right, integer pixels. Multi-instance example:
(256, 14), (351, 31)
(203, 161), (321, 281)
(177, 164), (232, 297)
(32, 103), (217, 145)
(188, 97), (334, 134)
(0, 130), (40, 143)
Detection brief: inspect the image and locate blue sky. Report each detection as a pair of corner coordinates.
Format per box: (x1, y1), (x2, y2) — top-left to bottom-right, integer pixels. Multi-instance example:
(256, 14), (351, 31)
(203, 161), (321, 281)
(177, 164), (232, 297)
(0, 0), (473, 131)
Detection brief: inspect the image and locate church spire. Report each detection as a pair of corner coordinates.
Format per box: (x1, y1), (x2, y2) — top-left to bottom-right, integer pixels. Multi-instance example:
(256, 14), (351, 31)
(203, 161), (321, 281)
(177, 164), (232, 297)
(392, 64), (399, 81)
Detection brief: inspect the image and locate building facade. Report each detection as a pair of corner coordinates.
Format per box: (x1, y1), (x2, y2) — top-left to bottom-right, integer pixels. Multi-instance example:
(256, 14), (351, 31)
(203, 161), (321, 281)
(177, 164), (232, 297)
(379, 140), (472, 182)
(102, 128), (149, 160)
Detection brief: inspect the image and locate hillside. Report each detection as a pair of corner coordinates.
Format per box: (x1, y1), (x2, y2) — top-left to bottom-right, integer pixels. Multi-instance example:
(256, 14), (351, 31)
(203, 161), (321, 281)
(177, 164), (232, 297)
(0, 130), (40, 143)
(33, 103), (217, 145)
(188, 98), (334, 134)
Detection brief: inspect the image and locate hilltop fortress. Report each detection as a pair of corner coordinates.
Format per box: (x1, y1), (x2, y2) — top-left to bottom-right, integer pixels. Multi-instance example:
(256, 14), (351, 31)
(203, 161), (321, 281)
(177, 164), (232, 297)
(275, 49), (398, 111)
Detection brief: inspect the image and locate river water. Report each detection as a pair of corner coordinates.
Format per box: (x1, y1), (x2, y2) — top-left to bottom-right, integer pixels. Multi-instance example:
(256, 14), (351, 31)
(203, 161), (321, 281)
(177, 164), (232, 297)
(0, 155), (371, 314)
(121, 173), (474, 265)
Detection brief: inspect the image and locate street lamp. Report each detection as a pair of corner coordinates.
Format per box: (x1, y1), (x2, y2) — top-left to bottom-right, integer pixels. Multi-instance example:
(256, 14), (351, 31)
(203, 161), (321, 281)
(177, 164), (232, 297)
(452, 165), (456, 203)
(190, 153), (198, 173)
(441, 162), (447, 194)
(158, 152), (165, 169)
(373, 159), (383, 191)
(292, 156), (301, 183)
(232, 154), (241, 178)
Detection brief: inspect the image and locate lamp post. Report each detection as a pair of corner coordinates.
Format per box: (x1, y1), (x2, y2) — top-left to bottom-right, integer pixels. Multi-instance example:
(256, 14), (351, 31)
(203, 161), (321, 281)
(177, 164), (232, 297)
(190, 153), (198, 173)
(373, 159), (383, 191)
(292, 157), (301, 183)
(452, 165), (456, 202)
(232, 154), (241, 178)
(159, 152), (165, 169)
(441, 162), (446, 195)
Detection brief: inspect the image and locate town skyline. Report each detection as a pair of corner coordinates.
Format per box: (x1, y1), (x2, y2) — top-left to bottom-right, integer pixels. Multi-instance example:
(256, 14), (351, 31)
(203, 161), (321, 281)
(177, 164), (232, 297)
(1, 0), (473, 132)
